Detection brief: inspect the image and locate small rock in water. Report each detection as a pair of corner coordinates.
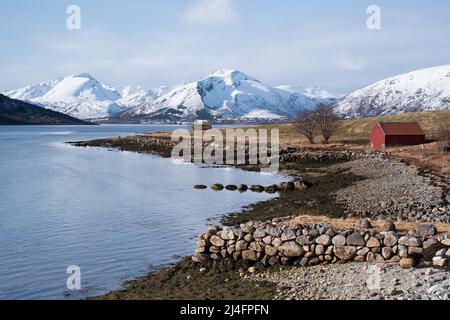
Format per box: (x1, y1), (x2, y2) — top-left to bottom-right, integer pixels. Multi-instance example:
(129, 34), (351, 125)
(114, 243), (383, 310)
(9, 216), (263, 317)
(210, 184), (224, 191)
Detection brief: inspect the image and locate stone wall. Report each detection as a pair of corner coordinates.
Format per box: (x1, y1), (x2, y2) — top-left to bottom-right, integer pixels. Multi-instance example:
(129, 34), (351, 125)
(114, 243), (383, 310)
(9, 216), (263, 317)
(192, 220), (450, 271)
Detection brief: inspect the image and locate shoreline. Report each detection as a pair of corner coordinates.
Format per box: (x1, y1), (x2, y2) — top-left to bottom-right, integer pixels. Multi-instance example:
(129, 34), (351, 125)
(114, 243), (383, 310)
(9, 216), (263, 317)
(69, 133), (450, 300)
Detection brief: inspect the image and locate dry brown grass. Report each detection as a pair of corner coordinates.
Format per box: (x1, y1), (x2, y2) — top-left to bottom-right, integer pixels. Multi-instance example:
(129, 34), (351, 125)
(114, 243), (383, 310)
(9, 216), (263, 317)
(247, 109), (450, 146)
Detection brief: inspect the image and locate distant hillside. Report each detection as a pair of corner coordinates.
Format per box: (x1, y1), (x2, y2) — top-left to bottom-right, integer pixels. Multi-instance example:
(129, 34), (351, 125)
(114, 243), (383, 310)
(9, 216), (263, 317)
(334, 65), (450, 118)
(0, 94), (91, 125)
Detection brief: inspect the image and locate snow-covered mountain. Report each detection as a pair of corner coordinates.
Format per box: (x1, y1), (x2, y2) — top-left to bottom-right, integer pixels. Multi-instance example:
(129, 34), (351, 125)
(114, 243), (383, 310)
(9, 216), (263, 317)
(4, 70), (336, 122)
(3, 74), (159, 120)
(334, 65), (450, 119)
(118, 69), (324, 122)
(277, 85), (338, 106)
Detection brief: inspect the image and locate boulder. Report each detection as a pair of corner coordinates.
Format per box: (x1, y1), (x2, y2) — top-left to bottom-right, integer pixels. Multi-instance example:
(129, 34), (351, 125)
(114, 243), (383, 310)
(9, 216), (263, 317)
(237, 184), (248, 192)
(441, 239), (450, 246)
(279, 241), (305, 257)
(194, 185), (207, 189)
(397, 245), (408, 258)
(296, 236), (311, 246)
(210, 184), (224, 191)
(210, 235), (225, 247)
(266, 225), (281, 237)
(315, 244), (325, 255)
(225, 185), (238, 191)
(281, 229), (296, 241)
(235, 240), (248, 252)
(366, 237), (381, 248)
(332, 235), (347, 246)
(265, 245), (278, 256)
(357, 247), (370, 256)
(315, 234), (332, 246)
(432, 256), (448, 267)
(250, 185), (265, 192)
(398, 236), (422, 247)
(399, 257), (415, 269)
(383, 232), (399, 247)
(334, 246), (357, 261)
(346, 232), (366, 246)
(253, 228), (267, 239)
(382, 247), (394, 260)
(415, 224), (437, 237)
(242, 250), (258, 261)
(265, 185), (278, 193)
(408, 247), (424, 255)
(217, 230), (235, 240)
(278, 182), (295, 191)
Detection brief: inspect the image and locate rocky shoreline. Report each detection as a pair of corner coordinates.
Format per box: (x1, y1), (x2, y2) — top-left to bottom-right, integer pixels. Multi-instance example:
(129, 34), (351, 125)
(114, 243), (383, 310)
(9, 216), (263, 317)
(70, 134), (450, 300)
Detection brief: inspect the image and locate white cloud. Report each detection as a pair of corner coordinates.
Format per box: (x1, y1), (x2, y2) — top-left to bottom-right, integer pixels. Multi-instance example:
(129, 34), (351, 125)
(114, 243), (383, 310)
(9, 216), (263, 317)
(333, 51), (367, 72)
(181, 0), (238, 26)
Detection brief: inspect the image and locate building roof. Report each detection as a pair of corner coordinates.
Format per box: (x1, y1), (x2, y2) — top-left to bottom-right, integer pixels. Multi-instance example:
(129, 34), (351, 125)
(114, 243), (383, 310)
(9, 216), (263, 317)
(377, 122), (425, 136)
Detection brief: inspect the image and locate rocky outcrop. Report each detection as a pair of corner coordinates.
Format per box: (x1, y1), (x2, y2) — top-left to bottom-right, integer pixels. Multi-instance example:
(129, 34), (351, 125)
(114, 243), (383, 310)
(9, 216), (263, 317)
(192, 220), (450, 271)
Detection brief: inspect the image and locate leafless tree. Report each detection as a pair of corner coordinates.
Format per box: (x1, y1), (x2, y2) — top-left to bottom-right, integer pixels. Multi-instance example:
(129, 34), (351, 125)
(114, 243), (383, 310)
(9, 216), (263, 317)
(295, 109), (317, 144)
(438, 123), (450, 152)
(314, 104), (337, 144)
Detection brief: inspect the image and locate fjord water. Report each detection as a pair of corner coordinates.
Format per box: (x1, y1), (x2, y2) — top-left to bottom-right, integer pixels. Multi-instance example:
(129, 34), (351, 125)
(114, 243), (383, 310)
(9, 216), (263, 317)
(0, 125), (284, 300)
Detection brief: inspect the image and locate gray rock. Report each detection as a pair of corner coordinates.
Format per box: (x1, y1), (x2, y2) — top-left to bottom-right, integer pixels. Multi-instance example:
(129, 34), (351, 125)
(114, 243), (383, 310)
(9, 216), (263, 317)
(242, 250), (258, 261)
(332, 234), (347, 246)
(235, 240), (248, 252)
(334, 246), (357, 261)
(357, 247), (370, 256)
(253, 228), (267, 239)
(210, 184), (224, 191)
(210, 235), (225, 247)
(398, 236), (422, 247)
(383, 231), (399, 247)
(415, 224), (437, 237)
(382, 247), (394, 260)
(366, 237), (381, 248)
(281, 229), (296, 241)
(315, 234), (332, 246)
(432, 256), (448, 267)
(399, 257), (415, 269)
(346, 232), (366, 246)
(279, 241), (305, 257)
(217, 230), (235, 240)
(265, 245), (278, 256)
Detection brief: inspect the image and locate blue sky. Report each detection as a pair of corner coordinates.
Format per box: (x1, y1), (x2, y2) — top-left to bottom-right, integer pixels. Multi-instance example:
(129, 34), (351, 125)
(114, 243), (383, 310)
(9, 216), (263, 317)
(1, 0), (449, 94)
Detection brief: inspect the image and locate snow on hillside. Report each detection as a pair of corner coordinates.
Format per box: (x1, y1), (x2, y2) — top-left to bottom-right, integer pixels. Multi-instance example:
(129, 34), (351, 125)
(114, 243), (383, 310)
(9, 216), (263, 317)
(3, 74), (158, 120)
(4, 70), (336, 122)
(119, 69), (321, 121)
(277, 85), (338, 106)
(334, 65), (450, 119)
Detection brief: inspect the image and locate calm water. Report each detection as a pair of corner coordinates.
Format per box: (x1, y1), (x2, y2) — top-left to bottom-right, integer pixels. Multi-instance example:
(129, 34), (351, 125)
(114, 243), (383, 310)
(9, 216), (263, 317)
(0, 125), (284, 300)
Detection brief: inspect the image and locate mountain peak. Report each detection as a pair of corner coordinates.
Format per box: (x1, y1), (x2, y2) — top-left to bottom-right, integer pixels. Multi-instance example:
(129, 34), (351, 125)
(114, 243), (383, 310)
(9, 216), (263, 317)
(208, 69), (257, 82)
(72, 72), (95, 79)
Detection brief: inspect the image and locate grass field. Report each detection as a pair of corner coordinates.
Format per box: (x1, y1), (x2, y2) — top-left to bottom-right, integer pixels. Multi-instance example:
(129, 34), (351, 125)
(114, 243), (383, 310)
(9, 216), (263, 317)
(253, 109), (450, 145)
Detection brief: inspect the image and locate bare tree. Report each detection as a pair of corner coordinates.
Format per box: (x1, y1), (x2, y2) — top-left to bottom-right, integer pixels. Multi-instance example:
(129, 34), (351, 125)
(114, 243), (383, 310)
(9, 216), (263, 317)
(314, 104), (337, 144)
(295, 109), (317, 144)
(438, 123), (450, 152)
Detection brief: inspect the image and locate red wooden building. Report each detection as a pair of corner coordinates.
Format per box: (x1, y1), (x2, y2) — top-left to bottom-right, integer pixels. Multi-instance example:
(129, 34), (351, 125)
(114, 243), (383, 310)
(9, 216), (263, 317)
(370, 122), (426, 149)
